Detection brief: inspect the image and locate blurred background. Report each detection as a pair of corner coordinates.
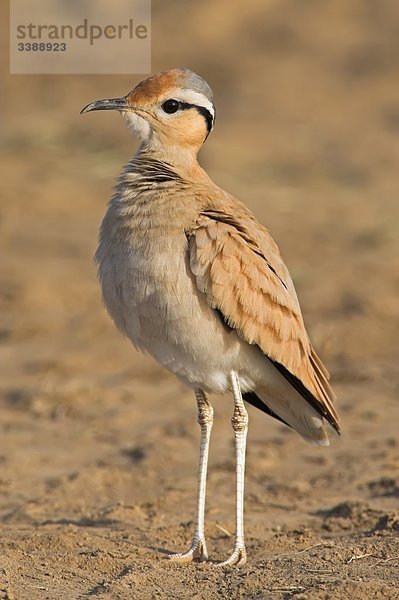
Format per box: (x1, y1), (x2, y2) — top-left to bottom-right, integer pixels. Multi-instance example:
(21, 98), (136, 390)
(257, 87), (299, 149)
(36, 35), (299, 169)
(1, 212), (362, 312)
(1, 1), (398, 598)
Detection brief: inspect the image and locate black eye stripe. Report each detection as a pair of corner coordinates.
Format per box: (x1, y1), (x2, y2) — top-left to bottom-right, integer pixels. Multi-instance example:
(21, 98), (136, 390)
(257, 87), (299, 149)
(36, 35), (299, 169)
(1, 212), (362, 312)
(179, 102), (214, 135)
(194, 106), (214, 135)
(161, 99), (214, 140)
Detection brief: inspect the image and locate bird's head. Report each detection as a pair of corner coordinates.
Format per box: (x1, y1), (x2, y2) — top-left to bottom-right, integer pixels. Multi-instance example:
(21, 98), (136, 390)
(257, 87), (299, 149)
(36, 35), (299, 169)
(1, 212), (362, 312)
(81, 68), (215, 156)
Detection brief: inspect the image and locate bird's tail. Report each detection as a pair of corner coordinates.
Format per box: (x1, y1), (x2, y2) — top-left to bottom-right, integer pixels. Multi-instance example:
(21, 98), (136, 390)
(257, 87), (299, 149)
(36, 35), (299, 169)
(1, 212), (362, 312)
(249, 385), (330, 446)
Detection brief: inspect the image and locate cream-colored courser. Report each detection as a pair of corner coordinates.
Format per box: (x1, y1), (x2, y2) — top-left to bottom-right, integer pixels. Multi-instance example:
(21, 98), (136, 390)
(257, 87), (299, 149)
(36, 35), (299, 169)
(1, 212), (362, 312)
(81, 68), (340, 567)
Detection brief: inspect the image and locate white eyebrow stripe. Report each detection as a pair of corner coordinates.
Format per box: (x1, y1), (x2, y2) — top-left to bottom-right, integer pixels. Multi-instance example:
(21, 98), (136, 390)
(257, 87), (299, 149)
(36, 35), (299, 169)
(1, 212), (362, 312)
(175, 90), (215, 118)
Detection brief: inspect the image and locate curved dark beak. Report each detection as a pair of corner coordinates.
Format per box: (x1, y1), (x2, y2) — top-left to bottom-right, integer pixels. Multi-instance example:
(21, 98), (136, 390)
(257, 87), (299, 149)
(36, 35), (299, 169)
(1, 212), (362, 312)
(80, 97), (129, 114)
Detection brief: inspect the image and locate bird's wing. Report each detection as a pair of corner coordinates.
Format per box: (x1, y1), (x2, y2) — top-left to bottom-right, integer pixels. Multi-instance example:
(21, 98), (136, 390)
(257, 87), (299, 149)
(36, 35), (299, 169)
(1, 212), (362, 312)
(186, 205), (340, 433)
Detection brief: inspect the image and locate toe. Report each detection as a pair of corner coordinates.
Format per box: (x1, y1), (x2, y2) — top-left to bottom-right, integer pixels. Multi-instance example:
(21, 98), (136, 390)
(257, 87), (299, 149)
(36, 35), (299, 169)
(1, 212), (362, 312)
(216, 546), (247, 567)
(168, 549), (195, 563)
(167, 540), (208, 563)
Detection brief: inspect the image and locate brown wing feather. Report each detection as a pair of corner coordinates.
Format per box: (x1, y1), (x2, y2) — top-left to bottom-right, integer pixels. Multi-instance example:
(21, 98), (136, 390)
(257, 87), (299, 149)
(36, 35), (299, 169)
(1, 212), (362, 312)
(187, 205), (340, 432)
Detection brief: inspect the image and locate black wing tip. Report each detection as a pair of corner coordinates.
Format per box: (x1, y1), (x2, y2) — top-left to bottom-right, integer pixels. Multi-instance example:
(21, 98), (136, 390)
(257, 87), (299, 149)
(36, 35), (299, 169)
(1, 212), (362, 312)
(243, 391), (292, 429)
(268, 358), (341, 434)
(334, 422), (342, 436)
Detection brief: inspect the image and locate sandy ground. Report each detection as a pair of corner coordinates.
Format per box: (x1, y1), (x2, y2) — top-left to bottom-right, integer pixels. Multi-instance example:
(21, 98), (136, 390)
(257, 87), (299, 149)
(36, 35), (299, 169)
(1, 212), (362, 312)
(1, 1), (399, 598)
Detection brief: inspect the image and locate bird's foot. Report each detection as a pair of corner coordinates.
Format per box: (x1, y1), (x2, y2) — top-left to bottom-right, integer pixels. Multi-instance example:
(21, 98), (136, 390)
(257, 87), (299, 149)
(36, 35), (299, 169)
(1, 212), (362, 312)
(168, 538), (208, 563)
(217, 545), (247, 567)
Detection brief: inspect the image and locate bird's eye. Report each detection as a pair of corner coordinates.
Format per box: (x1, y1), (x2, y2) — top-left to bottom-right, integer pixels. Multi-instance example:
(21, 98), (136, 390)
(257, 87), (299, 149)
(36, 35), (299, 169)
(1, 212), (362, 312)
(162, 99), (180, 114)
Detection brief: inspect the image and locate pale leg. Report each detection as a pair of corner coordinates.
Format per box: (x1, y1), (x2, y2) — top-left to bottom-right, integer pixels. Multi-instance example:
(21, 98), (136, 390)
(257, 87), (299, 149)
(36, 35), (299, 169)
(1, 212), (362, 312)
(168, 389), (214, 562)
(218, 370), (248, 567)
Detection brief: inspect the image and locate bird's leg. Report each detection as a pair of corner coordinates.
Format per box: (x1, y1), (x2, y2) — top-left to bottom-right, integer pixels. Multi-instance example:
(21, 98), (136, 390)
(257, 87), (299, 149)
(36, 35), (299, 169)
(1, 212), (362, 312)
(218, 371), (248, 567)
(168, 389), (213, 563)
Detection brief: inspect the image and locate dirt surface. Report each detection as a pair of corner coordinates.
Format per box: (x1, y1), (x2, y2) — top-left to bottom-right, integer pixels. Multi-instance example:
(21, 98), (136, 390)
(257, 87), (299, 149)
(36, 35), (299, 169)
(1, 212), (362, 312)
(1, 1), (399, 598)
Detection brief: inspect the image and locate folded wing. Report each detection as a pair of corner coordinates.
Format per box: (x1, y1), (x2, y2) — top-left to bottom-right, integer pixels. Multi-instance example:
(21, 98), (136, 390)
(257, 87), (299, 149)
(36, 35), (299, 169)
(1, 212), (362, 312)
(186, 205), (340, 434)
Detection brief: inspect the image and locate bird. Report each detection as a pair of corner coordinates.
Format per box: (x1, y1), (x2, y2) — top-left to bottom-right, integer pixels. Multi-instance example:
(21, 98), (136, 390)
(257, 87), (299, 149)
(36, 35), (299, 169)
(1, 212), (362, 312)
(81, 68), (340, 567)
